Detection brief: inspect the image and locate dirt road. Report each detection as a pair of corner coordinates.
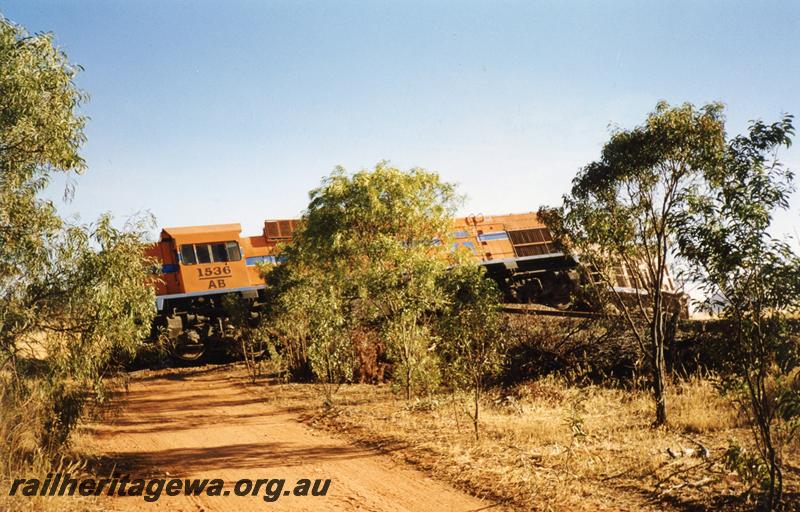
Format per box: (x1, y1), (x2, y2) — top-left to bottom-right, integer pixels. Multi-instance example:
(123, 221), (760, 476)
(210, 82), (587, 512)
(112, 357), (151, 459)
(90, 366), (496, 512)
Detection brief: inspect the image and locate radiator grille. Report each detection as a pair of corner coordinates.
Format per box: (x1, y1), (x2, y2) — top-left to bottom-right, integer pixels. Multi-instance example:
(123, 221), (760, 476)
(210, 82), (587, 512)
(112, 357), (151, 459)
(507, 228), (557, 257)
(265, 220), (297, 240)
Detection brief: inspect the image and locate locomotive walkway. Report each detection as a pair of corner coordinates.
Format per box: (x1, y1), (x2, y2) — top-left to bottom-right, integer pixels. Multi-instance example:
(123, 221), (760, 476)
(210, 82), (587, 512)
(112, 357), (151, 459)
(89, 365), (495, 511)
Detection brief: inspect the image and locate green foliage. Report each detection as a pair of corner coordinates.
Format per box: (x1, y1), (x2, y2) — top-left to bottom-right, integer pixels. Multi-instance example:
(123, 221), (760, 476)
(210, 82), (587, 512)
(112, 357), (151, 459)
(1, 17), (87, 346)
(265, 162), (461, 400)
(39, 215), (157, 380)
(385, 309), (440, 399)
(298, 162), (459, 271)
(0, 17), (87, 175)
(262, 266), (357, 398)
(0, 16), (156, 468)
(564, 394), (588, 444)
(723, 440), (770, 498)
(678, 113), (797, 509)
(545, 101), (727, 426)
(222, 294), (268, 383)
(2, 214), (157, 459)
(303, 278), (353, 404)
(380, 252), (446, 399)
(261, 262), (315, 380)
(437, 260), (505, 439)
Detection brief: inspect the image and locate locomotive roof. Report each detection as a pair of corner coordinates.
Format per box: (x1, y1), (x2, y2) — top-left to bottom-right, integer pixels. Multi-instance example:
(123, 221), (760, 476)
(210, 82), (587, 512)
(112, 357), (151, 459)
(161, 223), (242, 239)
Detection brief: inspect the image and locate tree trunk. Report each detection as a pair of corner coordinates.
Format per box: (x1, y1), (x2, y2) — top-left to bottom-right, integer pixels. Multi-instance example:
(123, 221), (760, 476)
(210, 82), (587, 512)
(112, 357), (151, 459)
(652, 343), (667, 426)
(405, 365), (412, 400)
(757, 379), (782, 510)
(765, 439), (780, 510)
(651, 291), (668, 426)
(473, 384), (480, 441)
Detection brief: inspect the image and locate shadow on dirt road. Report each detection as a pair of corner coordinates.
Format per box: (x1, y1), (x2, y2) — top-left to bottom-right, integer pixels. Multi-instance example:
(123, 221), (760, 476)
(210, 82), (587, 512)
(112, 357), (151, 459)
(90, 366), (499, 512)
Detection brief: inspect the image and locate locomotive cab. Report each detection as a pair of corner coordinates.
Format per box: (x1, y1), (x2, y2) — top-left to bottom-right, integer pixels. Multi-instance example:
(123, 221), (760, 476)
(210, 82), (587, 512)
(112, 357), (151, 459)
(148, 223), (282, 360)
(179, 240), (242, 290)
(151, 224), (264, 304)
(171, 228), (249, 294)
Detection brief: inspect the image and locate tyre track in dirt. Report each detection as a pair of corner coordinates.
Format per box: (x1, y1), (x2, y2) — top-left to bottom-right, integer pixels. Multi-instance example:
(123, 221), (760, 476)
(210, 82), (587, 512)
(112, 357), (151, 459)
(90, 366), (498, 512)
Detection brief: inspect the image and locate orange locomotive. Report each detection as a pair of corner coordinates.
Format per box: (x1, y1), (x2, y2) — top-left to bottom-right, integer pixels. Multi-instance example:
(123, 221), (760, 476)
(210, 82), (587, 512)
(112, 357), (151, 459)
(147, 212), (673, 359)
(148, 213), (567, 300)
(146, 219), (297, 359)
(146, 220), (297, 304)
(452, 212), (578, 304)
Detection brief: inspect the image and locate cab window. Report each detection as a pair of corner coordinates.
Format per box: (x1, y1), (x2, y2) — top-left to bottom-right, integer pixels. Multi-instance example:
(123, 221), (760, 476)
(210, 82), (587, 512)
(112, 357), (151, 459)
(180, 241), (242, 265)
(195, 244), (212, 264)
(180, 245), (197, 265)
(211, 243), (228, 262)
(225, 241), (241, 261)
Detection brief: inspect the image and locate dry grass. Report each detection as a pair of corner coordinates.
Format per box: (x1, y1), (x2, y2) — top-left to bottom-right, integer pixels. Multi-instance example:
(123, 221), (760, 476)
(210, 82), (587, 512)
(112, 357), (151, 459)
(0, 371), (127, 512)
(0, 428), (104, 512)
(259, 376), (798, 511)
(669, 377), (743, 433)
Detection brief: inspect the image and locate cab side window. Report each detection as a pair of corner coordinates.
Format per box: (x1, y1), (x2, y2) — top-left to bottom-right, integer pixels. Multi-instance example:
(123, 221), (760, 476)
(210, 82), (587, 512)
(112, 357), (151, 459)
(179, 241), (242, 265)
(211, 243), (228, 262)
(180, 245), (197, 265)
(226, 241), (241, 261)
(195, 244), (212, 264)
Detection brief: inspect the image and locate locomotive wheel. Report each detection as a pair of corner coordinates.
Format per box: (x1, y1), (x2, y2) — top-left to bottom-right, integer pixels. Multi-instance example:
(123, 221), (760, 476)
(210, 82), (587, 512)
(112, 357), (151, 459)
(172, 329), (206, 361)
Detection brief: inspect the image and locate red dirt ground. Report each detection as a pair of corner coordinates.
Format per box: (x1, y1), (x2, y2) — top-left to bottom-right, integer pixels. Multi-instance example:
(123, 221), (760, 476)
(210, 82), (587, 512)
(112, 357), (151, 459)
(90, 365), (500, 511)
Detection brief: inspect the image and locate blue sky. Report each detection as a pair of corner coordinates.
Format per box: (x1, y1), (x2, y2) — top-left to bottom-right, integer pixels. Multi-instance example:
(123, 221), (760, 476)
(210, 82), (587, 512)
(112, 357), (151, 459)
(2, 1), (798, 238)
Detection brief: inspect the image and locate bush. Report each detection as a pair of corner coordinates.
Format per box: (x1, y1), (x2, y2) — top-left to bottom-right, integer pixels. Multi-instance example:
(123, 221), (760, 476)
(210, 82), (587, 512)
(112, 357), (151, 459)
(0, 17), (156, 481)
(502, 314), (639, 385)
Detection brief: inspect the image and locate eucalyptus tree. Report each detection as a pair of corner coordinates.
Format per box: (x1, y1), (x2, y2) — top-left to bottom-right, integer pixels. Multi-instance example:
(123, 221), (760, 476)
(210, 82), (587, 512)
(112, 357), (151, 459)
(546, 102), (726, 426)
(437, 258), (505, 440)
(0, 17), (155, 459)
(380, 251), (447, 399)
(678, 115), (797, 509)
(0, 17), (87, 361)
(267, 162), (461, 399)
